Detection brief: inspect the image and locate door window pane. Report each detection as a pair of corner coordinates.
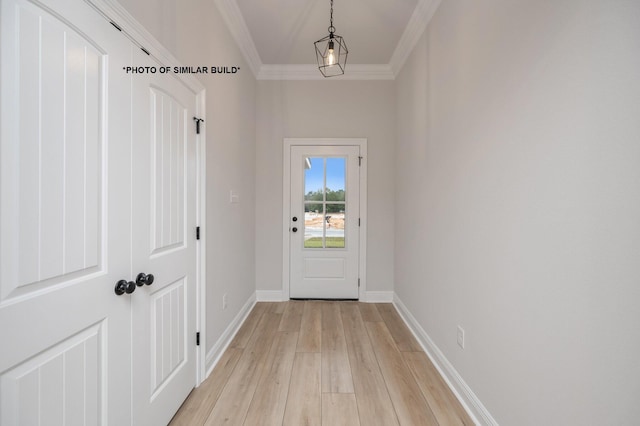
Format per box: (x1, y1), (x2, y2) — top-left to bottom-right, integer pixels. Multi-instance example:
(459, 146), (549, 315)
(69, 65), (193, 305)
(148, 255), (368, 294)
(303, 156), (347, 249)
(304, 204), (324, 248)
(304, 157), (323, 203)
(326, 158), (346, 201)
(325, 210), (345, 248)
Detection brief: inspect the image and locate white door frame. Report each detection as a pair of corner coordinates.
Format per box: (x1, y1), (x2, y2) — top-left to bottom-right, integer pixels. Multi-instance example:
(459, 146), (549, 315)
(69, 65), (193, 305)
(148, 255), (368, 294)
(88, 0), (208, 386)
(282, 138), (367, 300)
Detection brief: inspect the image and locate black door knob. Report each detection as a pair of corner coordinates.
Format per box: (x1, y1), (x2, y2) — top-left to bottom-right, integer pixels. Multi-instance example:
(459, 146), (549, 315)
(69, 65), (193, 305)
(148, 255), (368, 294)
(292, 217), (298, 222)
(136, 273), (155, 287)
(292, 227), (298, 233)
(115, 280), (136, 295)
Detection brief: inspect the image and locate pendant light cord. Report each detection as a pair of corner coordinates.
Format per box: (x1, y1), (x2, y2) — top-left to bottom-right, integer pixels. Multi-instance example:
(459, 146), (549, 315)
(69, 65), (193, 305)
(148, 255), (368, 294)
(329, 0), (335, 34)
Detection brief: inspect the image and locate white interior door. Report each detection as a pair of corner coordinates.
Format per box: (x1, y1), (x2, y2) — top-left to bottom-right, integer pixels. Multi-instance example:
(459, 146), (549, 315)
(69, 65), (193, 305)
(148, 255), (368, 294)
(289, 145), (360, 299)
(130, 51), (198, 426)
(0, 0), (134, 423)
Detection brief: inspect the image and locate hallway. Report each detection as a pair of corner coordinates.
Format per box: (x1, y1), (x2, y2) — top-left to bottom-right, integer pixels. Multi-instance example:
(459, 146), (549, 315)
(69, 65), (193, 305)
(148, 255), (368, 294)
(170, 301), (473, 425)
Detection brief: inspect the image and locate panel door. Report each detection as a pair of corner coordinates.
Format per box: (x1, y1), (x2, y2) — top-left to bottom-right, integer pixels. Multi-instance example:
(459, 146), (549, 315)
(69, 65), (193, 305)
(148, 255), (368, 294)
(130, 51), (198, 426)
(0, 0), (134, 424)
(289, 146), (360, 299)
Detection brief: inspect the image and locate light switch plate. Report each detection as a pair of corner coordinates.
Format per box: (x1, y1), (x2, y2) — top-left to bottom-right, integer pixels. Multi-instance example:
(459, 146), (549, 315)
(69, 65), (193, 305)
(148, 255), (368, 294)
(457, 326), (465, 349)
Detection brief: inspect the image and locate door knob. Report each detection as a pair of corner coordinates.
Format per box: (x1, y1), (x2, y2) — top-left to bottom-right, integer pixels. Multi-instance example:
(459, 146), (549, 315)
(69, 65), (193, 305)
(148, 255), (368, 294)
(292, 227), (298, 233)
(115, 280), (136, 295)
(136, 273), (154, 287)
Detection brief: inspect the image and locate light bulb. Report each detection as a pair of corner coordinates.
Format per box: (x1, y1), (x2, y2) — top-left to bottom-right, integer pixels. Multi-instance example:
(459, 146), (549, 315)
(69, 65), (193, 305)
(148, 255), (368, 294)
(326, 40), (336, 66)
(327, 49), (335, 66)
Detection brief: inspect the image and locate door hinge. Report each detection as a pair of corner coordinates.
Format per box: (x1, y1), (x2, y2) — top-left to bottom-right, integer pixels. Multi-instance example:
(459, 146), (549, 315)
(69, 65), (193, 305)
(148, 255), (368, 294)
(196, 332), (200, 346)
(110, 21), (122, 31)
(358, 278), (361, 288)
(358, 218), (361, 227)
(193, 117), (204, 134)
(196, 226), (201, 240)
(358, 156), (363, 166)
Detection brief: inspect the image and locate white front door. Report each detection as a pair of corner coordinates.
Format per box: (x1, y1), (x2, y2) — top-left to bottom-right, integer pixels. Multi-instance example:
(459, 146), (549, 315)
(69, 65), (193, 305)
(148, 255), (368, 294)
(0, 0), (133, 423)
(130, 51), (198, 426)
(289, 145), (361, 299)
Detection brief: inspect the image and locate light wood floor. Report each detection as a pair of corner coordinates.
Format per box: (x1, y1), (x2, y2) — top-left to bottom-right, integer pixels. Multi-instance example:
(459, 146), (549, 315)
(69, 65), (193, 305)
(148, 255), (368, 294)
(170, 301), (474, 426)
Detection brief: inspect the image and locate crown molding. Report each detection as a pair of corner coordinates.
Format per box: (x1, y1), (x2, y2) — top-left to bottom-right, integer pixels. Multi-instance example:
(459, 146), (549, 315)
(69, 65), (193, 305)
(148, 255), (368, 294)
(257, 64), (395, 81)
(214, 0), (442, 81)
(389, 0), (442, 76)
(214, 0), (262, 77)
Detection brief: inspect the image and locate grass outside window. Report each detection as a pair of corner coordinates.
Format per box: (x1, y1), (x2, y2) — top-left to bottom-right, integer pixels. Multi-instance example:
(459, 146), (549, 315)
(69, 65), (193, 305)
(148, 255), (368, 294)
(304, 237), (345, 249)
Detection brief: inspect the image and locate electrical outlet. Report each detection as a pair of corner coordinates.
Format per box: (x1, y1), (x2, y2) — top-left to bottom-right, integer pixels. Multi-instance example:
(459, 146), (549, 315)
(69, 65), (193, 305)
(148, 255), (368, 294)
(457, 326), (465, 349)
(222, 293), (228, 310)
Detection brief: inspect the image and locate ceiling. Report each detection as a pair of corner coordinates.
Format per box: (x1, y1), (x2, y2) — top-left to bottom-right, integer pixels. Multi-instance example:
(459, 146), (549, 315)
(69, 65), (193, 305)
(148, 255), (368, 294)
(214, 0), (442, 79)
(236, 0), (417, 65)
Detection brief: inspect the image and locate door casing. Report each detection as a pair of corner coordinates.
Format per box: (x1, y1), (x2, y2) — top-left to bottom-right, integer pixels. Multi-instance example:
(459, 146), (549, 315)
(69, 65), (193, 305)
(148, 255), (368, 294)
(282, 138), (368, 301)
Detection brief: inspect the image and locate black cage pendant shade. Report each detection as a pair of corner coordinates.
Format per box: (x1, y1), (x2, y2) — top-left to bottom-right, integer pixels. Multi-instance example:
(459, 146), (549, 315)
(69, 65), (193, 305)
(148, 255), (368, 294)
(314, 0), (348, 77)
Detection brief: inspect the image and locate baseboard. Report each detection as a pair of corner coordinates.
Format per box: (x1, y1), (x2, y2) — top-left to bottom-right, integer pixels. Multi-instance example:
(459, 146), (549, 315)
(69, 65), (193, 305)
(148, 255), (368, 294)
(393, 294), (498, 426)
(256, 290), (393, 302)
(364, 291), (394, 303)
(204, 293), (256, 377)
(256, 290), (285, 301)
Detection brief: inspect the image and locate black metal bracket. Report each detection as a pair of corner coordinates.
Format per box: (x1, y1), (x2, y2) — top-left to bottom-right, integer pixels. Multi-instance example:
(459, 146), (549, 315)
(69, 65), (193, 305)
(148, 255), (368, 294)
(193, 117), (204, 134)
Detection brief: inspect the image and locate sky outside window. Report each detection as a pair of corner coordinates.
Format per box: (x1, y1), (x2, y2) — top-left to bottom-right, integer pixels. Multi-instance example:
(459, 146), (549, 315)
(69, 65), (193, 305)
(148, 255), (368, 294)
(305, 157), (346, 194)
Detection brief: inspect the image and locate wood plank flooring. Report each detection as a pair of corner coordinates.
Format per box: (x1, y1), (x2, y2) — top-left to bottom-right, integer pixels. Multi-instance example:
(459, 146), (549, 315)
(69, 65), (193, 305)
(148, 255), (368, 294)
(170, 301), (474, 426)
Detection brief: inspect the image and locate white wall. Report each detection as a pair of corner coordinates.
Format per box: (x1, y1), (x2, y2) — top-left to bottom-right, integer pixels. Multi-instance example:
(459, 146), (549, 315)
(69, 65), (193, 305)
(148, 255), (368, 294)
(256, 81), (395, 297)
(395, 0), (640, 424)
(117, 0), (257, 362)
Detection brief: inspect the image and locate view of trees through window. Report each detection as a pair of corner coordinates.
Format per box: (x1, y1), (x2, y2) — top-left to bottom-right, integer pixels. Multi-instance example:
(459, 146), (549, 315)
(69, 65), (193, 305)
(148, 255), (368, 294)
(304, 188), (345, 213)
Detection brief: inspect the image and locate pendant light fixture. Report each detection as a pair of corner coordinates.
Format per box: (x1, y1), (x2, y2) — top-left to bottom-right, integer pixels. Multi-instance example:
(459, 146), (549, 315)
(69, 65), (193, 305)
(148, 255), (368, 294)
(314, 0), (348, 77)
